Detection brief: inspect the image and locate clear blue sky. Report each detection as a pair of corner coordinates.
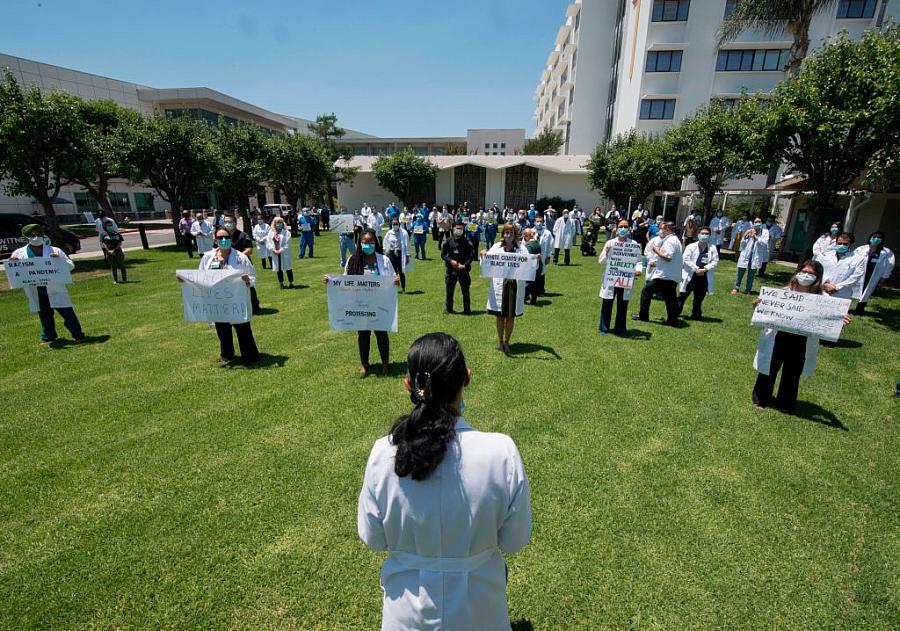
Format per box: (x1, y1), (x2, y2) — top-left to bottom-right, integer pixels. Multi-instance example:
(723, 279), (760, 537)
(1, 0), (570, 137)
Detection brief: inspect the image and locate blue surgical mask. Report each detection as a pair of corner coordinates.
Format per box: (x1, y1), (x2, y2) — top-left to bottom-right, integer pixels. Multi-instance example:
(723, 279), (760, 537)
(535, 223), (543, 230)
(617, 227), (630, 238)
(870, 237), (882, 246)
(361, 243), (376, 255)
(218, 238), (232, 249)
(753, 223), (763, 230)
(257, 219), (264, 225)
(830, 227), (839, 234)
(224, 221), (235, 230)
(835, 244), (849, 254)
(699, 234), (710, 242)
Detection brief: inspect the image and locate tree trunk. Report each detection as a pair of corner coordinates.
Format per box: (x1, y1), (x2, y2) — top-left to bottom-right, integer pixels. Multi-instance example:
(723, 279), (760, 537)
(801, 193), (832, 261)
(38, 197), (64, 248)
(170, 199), (184, 246)
(702, 189), (716, 225)
(95, 177), (114, 221)
(238, 196), (251, 234)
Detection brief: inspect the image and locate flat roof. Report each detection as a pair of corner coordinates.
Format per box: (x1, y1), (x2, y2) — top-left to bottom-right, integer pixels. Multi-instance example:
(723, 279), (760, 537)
(337, 155), (591, 174)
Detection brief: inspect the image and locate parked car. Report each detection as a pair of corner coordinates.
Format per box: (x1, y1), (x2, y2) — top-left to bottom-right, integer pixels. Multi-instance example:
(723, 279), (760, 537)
(262, 204), (293, 219)
(0, 214), (82, 259)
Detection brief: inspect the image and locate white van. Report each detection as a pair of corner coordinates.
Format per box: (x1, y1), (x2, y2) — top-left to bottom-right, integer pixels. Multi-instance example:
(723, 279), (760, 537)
(263, 204), (293, 217)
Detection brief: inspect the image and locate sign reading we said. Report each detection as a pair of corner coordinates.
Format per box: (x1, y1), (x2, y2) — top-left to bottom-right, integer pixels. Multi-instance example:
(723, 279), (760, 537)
(751, 286), (850, 342)
(327, 275), (398, 332)
(176, 269), (251, 324)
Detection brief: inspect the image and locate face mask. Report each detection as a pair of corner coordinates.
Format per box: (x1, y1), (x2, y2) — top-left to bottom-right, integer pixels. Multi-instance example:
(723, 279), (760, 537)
(217, 238), (231, 249)
(753, 223), (763, 230)
(717, 212), (723, 217)
(275, 224), (284, 232)
(830, 227), (839, 234)
(617, 228), (630, 238)
(796, 272), (817, 286)
(453, 229), (464, 237)
(504, 234), (515, 243)
(106, 226), (116, 232)
(361, 243), (376, 255)
(28, 236), (44, 247)
(834, 244), (849, 254)
(257, 219), (264, 225)
(392, 225), (399, 232)
(535, 223), (543, 230)
(224, 222), (235, 230)
(698, 234), (710, 243)
(766, 220), (774, 226)
(870, 237), (882, 246)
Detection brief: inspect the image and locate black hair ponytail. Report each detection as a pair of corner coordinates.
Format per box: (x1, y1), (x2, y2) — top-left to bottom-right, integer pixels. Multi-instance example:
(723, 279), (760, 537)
(391, 333), (468, 480)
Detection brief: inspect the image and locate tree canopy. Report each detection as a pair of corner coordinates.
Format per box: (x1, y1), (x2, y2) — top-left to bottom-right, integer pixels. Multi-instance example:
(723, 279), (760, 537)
(522, 127), (564, 155)
(371, 150), (439, 208)
(586, 131), (677, 209)
(266, 133), (333, 210)
(215, 122), (269, 229)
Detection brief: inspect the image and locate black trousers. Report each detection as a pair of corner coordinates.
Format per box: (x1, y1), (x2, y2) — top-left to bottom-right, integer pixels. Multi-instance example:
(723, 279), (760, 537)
(639, 278), (679, 325)
(445, 269), (471, 312)
(276, 269), (294, 285)
(525, 269), (545, 304)
(183, 234), (194, 258)
(600, 287), (628, 334)
(215, 322), (259, 363)
(387, 251), (406, 290)
(753, 331), (806, 412)
(358, 330), (389, 367)
(677, 274), (708, 318)
(553, 248), (570, 265)
(250, 287), (261, 315)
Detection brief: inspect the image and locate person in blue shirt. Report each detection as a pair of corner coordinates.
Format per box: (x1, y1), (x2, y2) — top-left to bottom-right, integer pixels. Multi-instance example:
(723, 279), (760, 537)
(298, 209), (315, 258)
(484, 210), (498, 246)
(465, 214), (482, 252)
(527, 205), (536, 227)
(411, 214), (429, 260)
(386, 203), (399, 224)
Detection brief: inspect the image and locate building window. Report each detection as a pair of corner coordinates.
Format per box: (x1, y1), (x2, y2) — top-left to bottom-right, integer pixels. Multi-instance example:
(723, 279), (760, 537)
(501, 143), (506, 148)
(724, 0), (738, 17)
(837, 0), (877, 18)
(715, 49), (789, 72)
(651, 0), (690, 22)
(485, 143), (490, 149)
(639, 99), (676, 120)
(500, 152), (506, 156)
(74, 192), (98, 212)
(645, 50), (683, 72)
(109, 192), (131, 213)
(493, 143), (498, 148)
(134, 192), (154, 212)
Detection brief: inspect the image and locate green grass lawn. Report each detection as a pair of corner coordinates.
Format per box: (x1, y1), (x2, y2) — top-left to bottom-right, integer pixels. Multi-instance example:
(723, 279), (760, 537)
(1, 233), (898, 629)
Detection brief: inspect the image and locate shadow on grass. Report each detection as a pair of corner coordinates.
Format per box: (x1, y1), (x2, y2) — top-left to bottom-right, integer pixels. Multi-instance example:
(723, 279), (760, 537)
(256, 307), (280, 316)
(620, 329), (652, 340)
(511, 620), (534, 631)
(689, 315), (723, 323)
(821, 338), (863, 349)
(791, 401), (848, 431)
(283, 284), (310, 290)
(866, 306), (900, 330)
(358, 361), (407, 378)
(49, 334), (110, 348)
(508, 342), (561, 359)
(404, 290), (425, 295)
(73, 257), (151, 273)
(542, 292), (563, 298)
(222, 354), (289, 369)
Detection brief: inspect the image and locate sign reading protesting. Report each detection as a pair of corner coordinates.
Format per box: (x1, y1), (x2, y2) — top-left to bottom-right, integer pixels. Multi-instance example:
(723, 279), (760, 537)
(602, 240), (643, 290)
(480, 251), (537, 281)
(330, 215), (355, 234)
(5, 256), (72, 288)
(751, 286), (850, 342)
(327, 275), (398, 332)
(176, 269), (251, 324)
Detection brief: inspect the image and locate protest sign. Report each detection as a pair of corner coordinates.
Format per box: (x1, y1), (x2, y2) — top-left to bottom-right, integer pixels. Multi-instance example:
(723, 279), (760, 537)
(330, 215), (355, 234)
(327, 275), (398, 332)
(480, 251), (537, 281)
(602, 240), (643, 290)
(751, 286), (850, 342)
(4, 256), (72, 288)
(176, 269), (251, 324)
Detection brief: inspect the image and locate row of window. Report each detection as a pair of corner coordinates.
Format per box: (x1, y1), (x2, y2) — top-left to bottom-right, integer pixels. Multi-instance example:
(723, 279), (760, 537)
(74, 191), (155, 212)
(644, 48), (788, 73)
(484, 143), (507, 149)
(653, 0), (877, 22)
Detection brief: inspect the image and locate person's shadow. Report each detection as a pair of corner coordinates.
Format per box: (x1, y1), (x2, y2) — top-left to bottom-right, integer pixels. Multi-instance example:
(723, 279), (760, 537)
(49, 334), (110, 348)
(511, 620), (534, 631)
(508, 343), (562, 359)
(791, 401), (848, 431)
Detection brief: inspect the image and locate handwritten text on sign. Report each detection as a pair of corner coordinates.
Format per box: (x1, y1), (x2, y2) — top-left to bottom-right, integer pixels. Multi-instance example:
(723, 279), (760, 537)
(176, 269), (251, 324)
(4, 256), (72, 288)
(751, 286), (850, 342)
(327, 275), (398, 332)
(480, 251), (537, 281)
(329, 215), (355, 234)
(602, 240), (643, 290)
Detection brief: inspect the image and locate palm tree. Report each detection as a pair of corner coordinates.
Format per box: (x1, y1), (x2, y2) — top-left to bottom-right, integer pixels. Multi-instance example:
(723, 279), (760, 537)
(718, 0), (839, 75)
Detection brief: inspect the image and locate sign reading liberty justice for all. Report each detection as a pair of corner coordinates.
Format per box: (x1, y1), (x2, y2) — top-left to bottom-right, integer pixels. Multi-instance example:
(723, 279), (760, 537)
(176, 269), (252, 324)
(480, 252), (537, 281)
(751, 287), (851, 342)
(327, 275), (398, 332)
(602, 240), (643, 290)
(4, 256), (72, 288)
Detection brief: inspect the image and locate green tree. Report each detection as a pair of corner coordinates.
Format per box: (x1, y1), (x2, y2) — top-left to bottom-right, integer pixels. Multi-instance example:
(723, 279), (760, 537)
(0, 71), (85, 245)
(216, 123), (269, 232)
(371, 149), (439, 208)
(307, 113), (357, 206)
(587, 130), (677, 210)
(522, 126), (564, 155)
(266, 133), (333, 210)
(751, 27), (900, 257)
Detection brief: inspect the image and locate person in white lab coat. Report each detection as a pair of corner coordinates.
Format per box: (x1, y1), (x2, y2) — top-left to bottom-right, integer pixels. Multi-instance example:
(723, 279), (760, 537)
(357, 332), (531, 631)
(9, 224), (84, 345)
(190, 211), (214, 254)
(635, 221), (683, 326)
(552, 209), (576, 265)
(709, 210), (730, 247)
(852, 231), (895, 315)
(815, 232), (866, 300)
(731, 217), (768, 294)
(758, 216), (783, 276)
(598, 220), (643, 335)
(812, 222), (842, 258)
(251, 216), (271, 269)
(266, 217), (294, 288)
(536, 216), (555, 295)
(382, 218), (412, 292)
(678, 227), (719, 320)
(728, 214), (751, 250)
(751, 260), (851, 413)
(482, 224), (537, 354)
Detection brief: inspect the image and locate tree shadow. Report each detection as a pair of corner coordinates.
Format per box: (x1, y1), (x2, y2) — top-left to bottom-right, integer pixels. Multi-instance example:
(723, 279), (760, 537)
(790, 401), (848, 431)
(511, 620), (534, 631)
(508, 342), (561, 359)
(255, 307), (280, 316)
(49, 334), (110, 348)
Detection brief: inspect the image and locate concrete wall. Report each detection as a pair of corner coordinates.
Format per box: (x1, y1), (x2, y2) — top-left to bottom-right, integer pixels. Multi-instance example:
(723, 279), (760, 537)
(467, 129), (525, 156)
(536, 171), (604, 210)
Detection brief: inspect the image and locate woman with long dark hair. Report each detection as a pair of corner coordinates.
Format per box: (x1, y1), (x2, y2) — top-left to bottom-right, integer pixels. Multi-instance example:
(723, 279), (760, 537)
(357, 333), (532, 630)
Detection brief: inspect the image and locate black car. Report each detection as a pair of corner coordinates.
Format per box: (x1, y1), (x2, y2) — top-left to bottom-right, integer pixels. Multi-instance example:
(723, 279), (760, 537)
(0, 214), (82, 259)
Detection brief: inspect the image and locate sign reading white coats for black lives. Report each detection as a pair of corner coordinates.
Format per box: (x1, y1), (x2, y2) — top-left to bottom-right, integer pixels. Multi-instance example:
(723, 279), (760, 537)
(176, 269), (251, 324)
(751, 286), (851, 342)
(602, 240), (643, 290)
(4, 256), (72, 288)
(327, 275), (398, 332)
(480, 251), (537, 281)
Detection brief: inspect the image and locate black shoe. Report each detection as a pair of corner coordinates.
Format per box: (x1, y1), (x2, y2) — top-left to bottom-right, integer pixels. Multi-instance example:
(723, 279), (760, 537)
(219, 356), (233, 364)
(463, 309), (472, 315)
(631, 315), (648, 322)
(445, 308), (455, 314)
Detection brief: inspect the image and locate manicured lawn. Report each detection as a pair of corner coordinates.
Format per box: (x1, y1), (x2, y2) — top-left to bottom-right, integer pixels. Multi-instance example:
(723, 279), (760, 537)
(1, 233), (898, 629)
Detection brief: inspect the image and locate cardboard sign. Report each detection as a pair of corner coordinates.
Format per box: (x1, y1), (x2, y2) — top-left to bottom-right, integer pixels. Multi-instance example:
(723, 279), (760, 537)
(327, 275), (398, 332)
(751, 286), (851, 342)
(480, 251), (537, 281)
(4, 256), (72, 288)
(330, 215), (355, 234)
(602, 240), (643, 290)
(176, 269), (251, 324)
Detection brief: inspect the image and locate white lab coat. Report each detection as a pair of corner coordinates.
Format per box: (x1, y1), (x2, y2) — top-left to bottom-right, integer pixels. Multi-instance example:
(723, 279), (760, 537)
(812, 234), (836, 258)
(552, 216), (575, 249)
(680, 242), (719, 294)
(852, 245), (895, 302)
(537, 228), (554, 264)
(266, 229), (293, 272)
(709, 215), (729, 246)
(190, 219), (214, 254)
(382, 228), (413, 272)
(598, 237), (643, 300)
(754, 327), (819, 377)
(198, 247), (257, 286)
(252, 223), (270, 259)
(816, 250), (866, 299)
(485, 242), (529, 317)
(645, 234), (683, 282)
(737, 229), (769, 269)
(369, 212), (385, 233)
(763, 223), (783, 261)
(9, 245), (75, 311)
(358, 417), (531, 631)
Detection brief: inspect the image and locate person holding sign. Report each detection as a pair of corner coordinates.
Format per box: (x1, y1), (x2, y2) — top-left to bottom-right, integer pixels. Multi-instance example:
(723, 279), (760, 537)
(635, 221), (683, 326)
(357, 333), (531, 631)
(323, 229), (400, 376)
(382, 219), (411, 293)
(411, 213), (429, 260)
(677, 227), (719, 320)
(598, 220), (643, 335)
(441, 221), (474, 314)
(751, 261), (851, 412)
(482, 224), (536, 354)
(552, 209), (576, 265)
(852, 231), (894, 315)
(730, 217), (768, 295)
(8, 224), (84, 345)
(266, 217), (294, 289)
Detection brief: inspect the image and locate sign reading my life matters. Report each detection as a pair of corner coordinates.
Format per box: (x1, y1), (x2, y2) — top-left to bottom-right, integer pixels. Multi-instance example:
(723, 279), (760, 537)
(4, 256), (72, 288)
(176, 269), (252, 324)
(602, 240), (643, 290)
(480, 251), (537, 281)
(751, 286), (851, 342)
(327, 275), (398, 332)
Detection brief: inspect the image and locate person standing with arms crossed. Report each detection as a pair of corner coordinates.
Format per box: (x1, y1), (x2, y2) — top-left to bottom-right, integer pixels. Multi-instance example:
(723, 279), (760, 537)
(442, 220), (474, 314)
(634, 221), (683, 326)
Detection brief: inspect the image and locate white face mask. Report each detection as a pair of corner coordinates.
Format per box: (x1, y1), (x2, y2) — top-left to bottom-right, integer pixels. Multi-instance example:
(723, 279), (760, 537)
(795, 272), (817, 286)
(28, 236), (44, 247)
(504, 234), (515, 243)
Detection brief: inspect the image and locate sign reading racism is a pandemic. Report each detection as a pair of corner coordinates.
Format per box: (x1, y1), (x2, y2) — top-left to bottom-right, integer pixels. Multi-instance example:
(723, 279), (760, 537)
(4, 256), (72, 288)
(327, 275), (398, 332)
(480, 251), (537, 281)
(751, 286), (850, 342)
(176, 269), (252, 324)
(602, 240), (643, 290)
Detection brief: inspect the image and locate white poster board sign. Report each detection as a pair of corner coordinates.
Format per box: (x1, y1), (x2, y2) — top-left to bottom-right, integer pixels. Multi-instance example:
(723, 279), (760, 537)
(751, 286), (850, 342)
(330, 215), (355, 234)
(4, 256), (72, 288)
(176, 269), (251, 324)
(480, 251), (537, 281)
(602, 240), (643, 290)
(327, 275), (398, 332)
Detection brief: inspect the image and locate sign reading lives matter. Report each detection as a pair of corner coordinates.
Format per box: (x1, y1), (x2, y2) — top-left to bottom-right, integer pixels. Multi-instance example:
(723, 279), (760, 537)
(751, 286), (851, 342)
(176, 269), (251, 324)
(4, 256), (72, 288)
(327, 275), (398, 332)
(480, 251), (537, 281)
(602, 240), (643, 290)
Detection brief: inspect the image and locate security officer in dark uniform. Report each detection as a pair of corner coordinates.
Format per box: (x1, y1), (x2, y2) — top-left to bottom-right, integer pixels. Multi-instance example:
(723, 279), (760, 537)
(441, 220), (474, 314)
(223, 213), (261, 315)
